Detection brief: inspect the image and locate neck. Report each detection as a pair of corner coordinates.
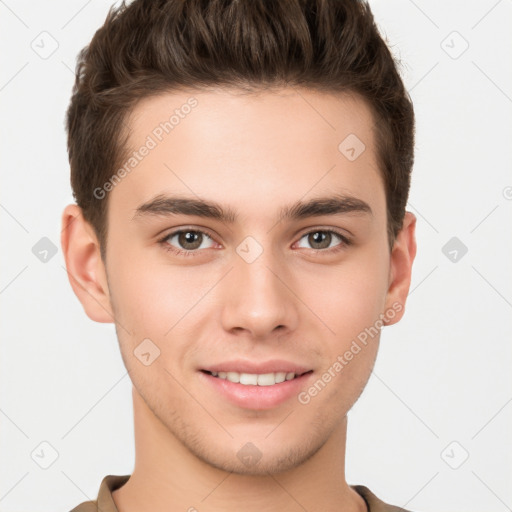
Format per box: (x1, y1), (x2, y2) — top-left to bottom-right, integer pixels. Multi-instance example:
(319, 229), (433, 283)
(112, 387), (367, 512)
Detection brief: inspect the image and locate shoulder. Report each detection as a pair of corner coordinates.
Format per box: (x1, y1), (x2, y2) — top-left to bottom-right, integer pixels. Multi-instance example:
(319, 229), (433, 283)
(69, 475), (130, 512)
(70, 502), (97, 512)
(352, 485), (416, 512)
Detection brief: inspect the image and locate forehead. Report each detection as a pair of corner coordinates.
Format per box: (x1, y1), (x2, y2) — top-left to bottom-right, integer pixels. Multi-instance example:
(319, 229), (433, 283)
(110, 87), (385, 222)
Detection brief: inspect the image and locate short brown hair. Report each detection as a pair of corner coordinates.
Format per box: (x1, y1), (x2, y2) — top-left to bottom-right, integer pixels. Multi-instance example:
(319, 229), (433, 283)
(66, 0), (415, 259)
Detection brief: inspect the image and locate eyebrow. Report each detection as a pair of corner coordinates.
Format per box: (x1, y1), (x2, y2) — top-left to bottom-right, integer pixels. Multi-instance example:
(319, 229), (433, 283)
(132, 193), (372, 223)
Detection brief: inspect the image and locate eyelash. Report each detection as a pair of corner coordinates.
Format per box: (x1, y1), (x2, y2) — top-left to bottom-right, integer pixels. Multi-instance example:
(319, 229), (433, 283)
(157, 227), (352, 258)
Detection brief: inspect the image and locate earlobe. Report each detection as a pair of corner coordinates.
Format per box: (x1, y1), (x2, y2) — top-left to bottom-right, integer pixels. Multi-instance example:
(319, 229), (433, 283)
(60, 204), (114, 323)
(383, 211), (417, 326)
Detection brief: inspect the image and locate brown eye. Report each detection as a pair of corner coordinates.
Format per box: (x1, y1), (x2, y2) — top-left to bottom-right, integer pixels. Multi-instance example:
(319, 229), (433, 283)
(295, 229), (351, 252)
(162, 229), (216, 255)
(177, 231), (203, 250)
(308, 231), (332, 250)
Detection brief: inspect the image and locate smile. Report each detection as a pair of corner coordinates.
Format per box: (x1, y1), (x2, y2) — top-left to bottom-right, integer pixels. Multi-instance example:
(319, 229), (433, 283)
(202, 370), (312, 386)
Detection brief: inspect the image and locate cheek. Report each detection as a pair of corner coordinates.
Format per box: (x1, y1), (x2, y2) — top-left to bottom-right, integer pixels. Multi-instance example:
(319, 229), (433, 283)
(107, 260), (206, 393)
(299, 265), (385, 412)
(108, 254), (212, 337)
(301, 250), (389, 339)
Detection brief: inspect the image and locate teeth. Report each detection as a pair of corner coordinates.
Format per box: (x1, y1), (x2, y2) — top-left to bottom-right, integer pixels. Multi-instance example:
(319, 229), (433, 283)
(240, 373), (258, 385)
(209, 371), (298, 385)
(257, 373), (276, 386)
(274, 372), (286, 383)
(226, 371), (240, 383)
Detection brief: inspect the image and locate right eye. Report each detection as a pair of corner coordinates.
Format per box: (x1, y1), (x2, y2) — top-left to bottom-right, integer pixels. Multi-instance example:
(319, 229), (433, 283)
(159, 228), (218, 257)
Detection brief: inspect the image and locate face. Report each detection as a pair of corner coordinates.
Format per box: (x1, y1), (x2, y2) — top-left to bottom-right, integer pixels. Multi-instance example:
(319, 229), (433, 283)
(73, 87), (412, 475)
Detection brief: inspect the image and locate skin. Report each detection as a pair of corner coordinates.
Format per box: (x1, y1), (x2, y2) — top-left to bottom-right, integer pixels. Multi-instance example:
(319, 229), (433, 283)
(61, 87), (416, 512)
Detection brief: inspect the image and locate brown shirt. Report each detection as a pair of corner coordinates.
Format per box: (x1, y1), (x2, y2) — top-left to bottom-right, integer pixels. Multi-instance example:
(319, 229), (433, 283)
(70, 475), (413, 512)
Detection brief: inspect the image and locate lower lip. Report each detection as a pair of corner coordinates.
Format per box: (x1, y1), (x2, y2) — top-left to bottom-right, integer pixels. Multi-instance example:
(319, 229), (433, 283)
(199, 371), (314, 410)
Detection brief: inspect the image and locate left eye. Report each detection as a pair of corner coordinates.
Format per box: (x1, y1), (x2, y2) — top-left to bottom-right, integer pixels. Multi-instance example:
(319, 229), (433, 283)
(296, 230), (348, 251)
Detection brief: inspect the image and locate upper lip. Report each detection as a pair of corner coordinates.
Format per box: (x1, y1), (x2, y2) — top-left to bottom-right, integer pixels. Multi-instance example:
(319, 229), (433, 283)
(201, 359), (312, 375)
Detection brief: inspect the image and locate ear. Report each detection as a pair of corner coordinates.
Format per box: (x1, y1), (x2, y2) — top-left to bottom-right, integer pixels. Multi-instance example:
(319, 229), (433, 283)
(60, 204), (114, 323)
(383, 211), (417, 326)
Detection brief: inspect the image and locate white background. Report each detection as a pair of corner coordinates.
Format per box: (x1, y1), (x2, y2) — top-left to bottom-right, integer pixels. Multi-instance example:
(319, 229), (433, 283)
(1, 1), (511, 511)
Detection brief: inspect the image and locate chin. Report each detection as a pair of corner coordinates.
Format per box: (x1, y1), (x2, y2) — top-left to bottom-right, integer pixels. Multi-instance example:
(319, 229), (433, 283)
(192, 440), (323, 476)
(175, 422), (326, 477)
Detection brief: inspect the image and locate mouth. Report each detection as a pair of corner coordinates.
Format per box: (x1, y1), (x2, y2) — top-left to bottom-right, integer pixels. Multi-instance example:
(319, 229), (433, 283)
(199, 359), (315, 409)
(200, 369), (313, 386)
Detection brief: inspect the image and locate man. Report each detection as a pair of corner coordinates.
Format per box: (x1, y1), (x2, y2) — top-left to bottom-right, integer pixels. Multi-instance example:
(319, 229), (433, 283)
(61, 0), (417, 510)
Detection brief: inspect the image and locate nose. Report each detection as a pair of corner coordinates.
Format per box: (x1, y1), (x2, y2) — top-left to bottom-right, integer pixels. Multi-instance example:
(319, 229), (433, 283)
(220, 247), (299, 339)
